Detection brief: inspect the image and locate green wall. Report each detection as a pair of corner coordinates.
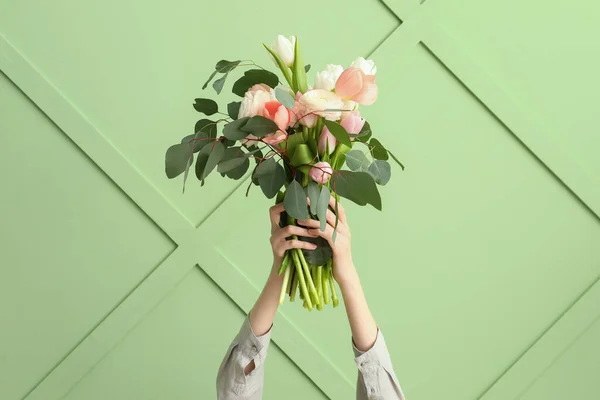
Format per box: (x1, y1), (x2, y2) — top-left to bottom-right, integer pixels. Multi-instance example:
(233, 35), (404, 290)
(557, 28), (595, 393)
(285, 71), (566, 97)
(1, 0), (599, 399)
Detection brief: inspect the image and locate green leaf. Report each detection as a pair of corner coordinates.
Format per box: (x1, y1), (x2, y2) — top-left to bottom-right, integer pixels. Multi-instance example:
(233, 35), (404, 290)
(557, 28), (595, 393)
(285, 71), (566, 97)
(352, 121), (372, 143)
(307, 137), (318, 160)
(262, 44), (294, 89)
(290, 144), (315, 169)
(193, 98), (218, 115)
(304, 64), (311, 73)
(180, 131), (209, 153)
(241, 116), (279, 137)
(212, 72), (229, 94)
(217, 147), (246, 174)
(285, 132), (305, 160)
(255, 158), (286, 199)
(227, 101), (241, 120)
(367, 160), (391, 185)
(275, 87), (295, 109)
(202, 70), (218, 90)
(388, 150), (405, 170)
(345, 150), (370, 171)
(332, 196), (339, 243)
(323, 120), (351, 147)
(370, 138), (389, 160)
(182, 154), (194, 193)
(195, 119), (217, 138)
(332, 171), (382, 210)
(195, 141), (225, 181)
(232, 69), (279, 96)
(307, 182), (320, 215)
(284, 180), (309, 220)
(222, 117), (250, 141)
(225, 157), (249, 180)
(165, 143), (191, 179)
(215, 60), (241, 73)
(317, 185), (330, 232)
(292, 38), (308, 93)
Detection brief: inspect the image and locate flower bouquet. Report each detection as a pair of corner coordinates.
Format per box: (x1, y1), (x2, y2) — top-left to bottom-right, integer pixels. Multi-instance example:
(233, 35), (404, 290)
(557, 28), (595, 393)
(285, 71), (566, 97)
(165, 35), (404, 311)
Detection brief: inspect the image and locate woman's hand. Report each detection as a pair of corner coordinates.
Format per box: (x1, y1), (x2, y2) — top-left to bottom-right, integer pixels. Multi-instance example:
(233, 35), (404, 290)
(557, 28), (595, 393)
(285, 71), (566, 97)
(297, 197), (357, 285)
(269, 203), (318, 270)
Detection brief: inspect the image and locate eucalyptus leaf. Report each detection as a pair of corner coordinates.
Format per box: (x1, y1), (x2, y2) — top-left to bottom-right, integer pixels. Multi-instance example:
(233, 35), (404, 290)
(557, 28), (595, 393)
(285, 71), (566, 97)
(193, 98), (218, 115)
(222, 117), (250, 141)
(227, 101), (241, 120)
(195, 141), (225, 181)
(323, 120), (351, 147)
(165, 143), (191, 179)
(367, 160), (391, 185)
(195, 119), (217, 138)
(257, 161), (285, 199)
(304, 64), (311, 73)
(353, 121), (372, 143)
(217, 147), (246, 174)
(241, 116), (279, 137)
(275, 87), (296, 109)
(212, 73), (229, 94)
(298, 235), (332, 266)
(345, 150), (370, 171)
(284, 180), (309, 220)
(307, 182), (320, 215)
(215, 60), (241, 73)
(232, 69), (279, 96)
(225, 158), (249, 180)
(182, 154), (193, 193)
(389, 150), (405, 170)
(332, 171), (382, 210)
(317, 186), (330, 232)
(254, 157), (276, 177)
(202, 70), (218, 90)
(370, 138), (389, 160)
(180, 131), (209, 153)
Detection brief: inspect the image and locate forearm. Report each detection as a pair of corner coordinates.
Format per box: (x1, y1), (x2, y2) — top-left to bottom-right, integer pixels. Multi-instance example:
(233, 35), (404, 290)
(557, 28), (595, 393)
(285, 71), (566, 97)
(338, 265), (378, 352)
(249, 266), (284, 336)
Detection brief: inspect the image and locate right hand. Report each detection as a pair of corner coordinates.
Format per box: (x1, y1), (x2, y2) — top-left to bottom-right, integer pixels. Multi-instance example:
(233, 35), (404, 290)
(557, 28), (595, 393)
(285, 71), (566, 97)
(269, 203), (318, 269)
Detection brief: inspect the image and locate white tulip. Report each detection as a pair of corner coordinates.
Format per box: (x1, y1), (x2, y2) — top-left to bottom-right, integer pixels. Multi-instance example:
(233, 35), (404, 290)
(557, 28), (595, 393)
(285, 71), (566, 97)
(314, 64), (344, 91)
(351, 56), (377, 75)
(298, 89), (345, 121)
(270, 35), (296, 67)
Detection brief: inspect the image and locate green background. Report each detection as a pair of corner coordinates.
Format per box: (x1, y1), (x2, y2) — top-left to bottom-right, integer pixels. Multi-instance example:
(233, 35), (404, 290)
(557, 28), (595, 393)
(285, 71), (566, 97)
(1, 0), (599, 399)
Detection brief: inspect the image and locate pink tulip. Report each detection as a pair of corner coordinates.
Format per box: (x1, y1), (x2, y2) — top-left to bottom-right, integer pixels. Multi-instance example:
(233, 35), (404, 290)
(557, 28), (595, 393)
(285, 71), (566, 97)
(340, 110), (366, 136)
(309, 161), (333, 184)
(335, 67), (378, 105)
(262, 100), (291, 131)
(242, 131), (287, 148)
(318, 125), (337, 155)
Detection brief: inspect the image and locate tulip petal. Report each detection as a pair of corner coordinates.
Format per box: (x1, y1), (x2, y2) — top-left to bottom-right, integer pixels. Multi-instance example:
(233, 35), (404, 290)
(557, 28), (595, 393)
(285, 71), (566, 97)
(335, 68), (364, 99)
(352, 82), (378, 105)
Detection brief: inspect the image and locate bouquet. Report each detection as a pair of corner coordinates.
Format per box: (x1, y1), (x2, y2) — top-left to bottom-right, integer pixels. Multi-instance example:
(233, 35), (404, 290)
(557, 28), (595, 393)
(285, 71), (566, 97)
(165, 35), (404, 311)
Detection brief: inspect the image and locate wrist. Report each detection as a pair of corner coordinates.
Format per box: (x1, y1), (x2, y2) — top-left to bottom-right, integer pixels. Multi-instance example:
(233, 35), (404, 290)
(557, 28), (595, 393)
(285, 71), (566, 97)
(335, 264), (360, 293)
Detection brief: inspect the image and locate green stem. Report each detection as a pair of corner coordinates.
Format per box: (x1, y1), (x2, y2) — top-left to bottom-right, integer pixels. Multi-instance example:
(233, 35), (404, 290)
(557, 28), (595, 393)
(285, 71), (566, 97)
(296, 248), (319, 305)
(316, 265), (323, 310)
(278, 251), (290, 275)
(323, 262), (330, 305)
(292, 249), (312, 310)
(279, 264), (291, 305)
(286, 264), (294, 295)
(329, 267), (339, 308)
(289, 266), (299, 301)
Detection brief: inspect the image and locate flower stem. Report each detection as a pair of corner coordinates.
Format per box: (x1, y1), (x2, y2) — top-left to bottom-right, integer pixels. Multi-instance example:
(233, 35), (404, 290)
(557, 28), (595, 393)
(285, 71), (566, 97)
(289, 266), (299, 301)
(296, 248), (319, 305)
(279, 264), (291, 304)
(316, 265), (323, 310)
(323, 262), (330, 305)
(329, 267), (339, 308)
(292, 249), (312, 310)
(278, 251), (290, 275)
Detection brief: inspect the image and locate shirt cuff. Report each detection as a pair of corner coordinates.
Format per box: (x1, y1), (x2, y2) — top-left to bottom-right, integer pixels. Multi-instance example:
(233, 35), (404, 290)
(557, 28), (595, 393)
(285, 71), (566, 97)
(235, 316), (272, 370)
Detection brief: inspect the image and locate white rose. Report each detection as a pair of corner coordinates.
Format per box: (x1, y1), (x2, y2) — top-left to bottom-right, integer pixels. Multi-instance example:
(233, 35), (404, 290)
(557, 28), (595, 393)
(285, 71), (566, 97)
(351, 56), (377, 75)
(298, 89), (345, 121)
(238, 84), (273, 118)
(270, 35), (296, 67)
(314, 64), (344, 91)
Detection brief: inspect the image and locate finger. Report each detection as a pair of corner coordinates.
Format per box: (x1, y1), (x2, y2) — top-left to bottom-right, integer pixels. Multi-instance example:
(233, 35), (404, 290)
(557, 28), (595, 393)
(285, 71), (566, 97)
(269, 203), (285, 226)
(325, 209), (348, 235)
(272, 225), (317, 243)
(328, 196), (347, 224)
(307, 223), (336, 246)
(297, 218), (320, 229)
(298, 214), (347, 236)
(279, 239), (318, 252)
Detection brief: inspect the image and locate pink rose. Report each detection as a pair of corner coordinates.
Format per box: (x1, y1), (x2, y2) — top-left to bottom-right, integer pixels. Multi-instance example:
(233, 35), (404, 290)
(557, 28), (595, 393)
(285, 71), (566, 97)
(309, 161), (333, 184)
(340, 110), (365, 136)
(242, 131), (287, 147)
(238, 84), (273, 118)
(335, 67), (378, 105)
(290, 91), (318, 128)
(318, 126), (337, 156)
(262, 100), (292, 131)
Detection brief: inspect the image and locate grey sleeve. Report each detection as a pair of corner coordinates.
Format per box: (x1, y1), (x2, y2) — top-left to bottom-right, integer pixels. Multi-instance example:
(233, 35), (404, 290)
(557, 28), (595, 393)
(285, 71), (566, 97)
(216, 316), (272, 400)
(354, 329), (406, 400)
